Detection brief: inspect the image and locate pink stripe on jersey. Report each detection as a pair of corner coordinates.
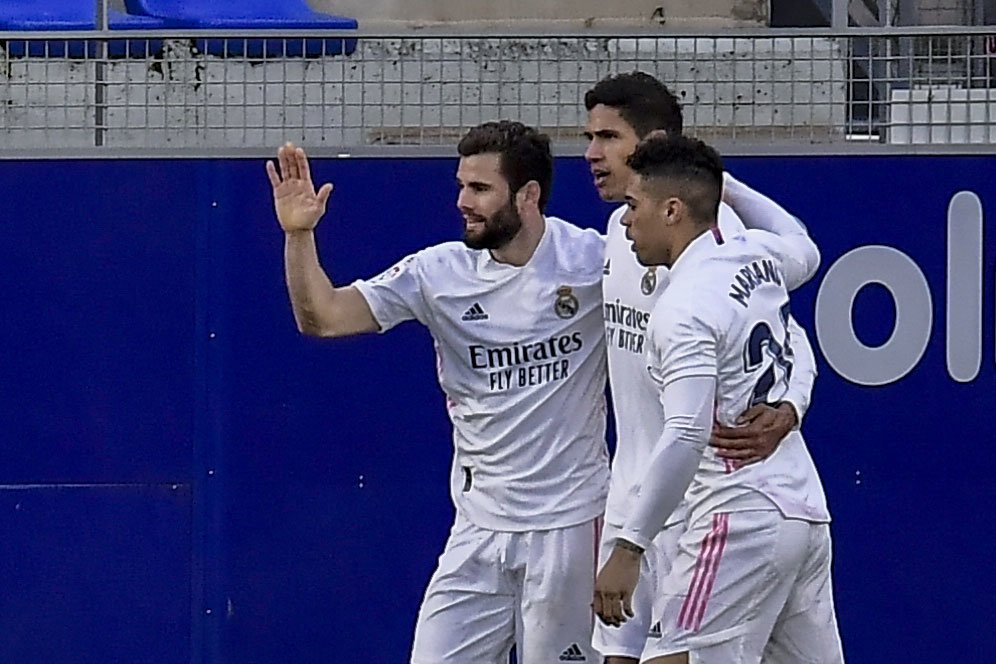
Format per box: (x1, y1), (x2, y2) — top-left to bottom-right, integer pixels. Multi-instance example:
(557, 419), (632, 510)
(677, 513), (730, 631)
(689, 513), (729, 631)
(678, 515), (721, 629)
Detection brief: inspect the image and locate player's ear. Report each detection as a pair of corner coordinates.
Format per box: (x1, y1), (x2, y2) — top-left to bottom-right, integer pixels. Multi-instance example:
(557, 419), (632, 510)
(663, 197), (682, 225)
(516, 180), (541, 211)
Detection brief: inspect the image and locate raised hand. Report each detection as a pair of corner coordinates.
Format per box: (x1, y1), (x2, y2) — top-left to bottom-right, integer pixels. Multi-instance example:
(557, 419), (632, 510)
(266, 142), (334, 233)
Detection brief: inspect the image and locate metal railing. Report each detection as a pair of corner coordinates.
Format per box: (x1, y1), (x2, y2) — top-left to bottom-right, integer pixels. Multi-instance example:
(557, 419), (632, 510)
(0, 26), (994, 156)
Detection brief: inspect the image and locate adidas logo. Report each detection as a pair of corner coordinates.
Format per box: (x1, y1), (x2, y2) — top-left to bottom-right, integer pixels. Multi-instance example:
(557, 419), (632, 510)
(461, 302), (489, 322)
(649, 620), (662, 638)
(558, 643), (586, 661)
(603, 259), (611, 275)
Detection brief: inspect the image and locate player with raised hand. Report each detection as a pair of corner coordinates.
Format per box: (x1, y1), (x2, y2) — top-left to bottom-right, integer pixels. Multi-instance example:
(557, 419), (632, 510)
(267, 123), (608, 664)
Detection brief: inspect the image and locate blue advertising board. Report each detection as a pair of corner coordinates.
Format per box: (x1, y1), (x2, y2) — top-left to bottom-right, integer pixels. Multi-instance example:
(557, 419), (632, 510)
(0, 155), (992, 662)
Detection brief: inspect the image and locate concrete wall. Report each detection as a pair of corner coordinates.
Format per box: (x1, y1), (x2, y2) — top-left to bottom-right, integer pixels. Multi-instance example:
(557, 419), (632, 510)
(310, 0), (769, 28)
(0, 36), (846, 151)
(914, 0), (972, 24)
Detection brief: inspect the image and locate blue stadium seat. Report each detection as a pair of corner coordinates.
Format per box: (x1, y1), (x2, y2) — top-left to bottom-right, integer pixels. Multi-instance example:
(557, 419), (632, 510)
(107, 10), (166, 58)
(0, 0), (96, 58)
(0, 2), (165, 58)
(123, 0), (358, 58)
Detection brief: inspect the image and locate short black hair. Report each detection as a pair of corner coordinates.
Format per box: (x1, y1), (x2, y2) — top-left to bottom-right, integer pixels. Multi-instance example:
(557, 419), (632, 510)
(584, 71), (684, 138)
(627, 134), (724, 223)
(457, 120), (554, 212)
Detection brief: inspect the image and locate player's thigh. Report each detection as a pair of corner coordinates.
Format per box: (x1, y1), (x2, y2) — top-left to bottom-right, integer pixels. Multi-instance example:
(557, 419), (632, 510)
(763, 524), (845, 664)
(410, 515), (515, 664)
(517, 518), (602, 663)
(643, 511), (811, 663)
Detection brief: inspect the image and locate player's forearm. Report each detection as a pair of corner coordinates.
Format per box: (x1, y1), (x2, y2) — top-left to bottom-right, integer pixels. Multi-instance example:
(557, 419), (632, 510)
(776, 233), (821, 289)
(618, 376), (715, 550)
(723, 174), (821, 286)
(781, 316), (817, 427)
(284, 230), (344, 336)
(723, 173), (806, 238)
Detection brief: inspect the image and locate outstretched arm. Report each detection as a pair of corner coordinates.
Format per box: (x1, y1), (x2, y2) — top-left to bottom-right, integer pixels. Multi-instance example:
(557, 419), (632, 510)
(267, 143), (378, 337)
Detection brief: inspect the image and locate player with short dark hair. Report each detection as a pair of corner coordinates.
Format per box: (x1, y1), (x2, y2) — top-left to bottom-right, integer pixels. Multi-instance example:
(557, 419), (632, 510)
(267, 119), (607, 663)
(584, 71), (822, 663)
(595, 133), (844, 663)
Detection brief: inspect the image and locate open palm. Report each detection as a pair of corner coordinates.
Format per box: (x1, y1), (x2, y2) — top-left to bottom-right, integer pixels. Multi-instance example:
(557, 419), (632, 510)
(266, 142), (334, 232)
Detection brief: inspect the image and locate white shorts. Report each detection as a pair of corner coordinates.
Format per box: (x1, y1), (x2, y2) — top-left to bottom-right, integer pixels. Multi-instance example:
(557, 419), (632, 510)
(642, 509), (844, 664)
(592, 521), (681, 660)
(410, 511), (602, 664)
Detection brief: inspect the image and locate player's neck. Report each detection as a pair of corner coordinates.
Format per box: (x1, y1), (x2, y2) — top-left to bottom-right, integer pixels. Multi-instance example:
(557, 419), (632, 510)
(667, 223), (712, 268)
(489, 214), (546, 267)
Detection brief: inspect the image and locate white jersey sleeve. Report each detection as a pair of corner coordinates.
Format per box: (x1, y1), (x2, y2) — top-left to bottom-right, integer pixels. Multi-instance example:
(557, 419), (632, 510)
(723, 173), (820, 289)
(722, 172), (809, 240)
(615, 294), (728, 548)
(747, 230), (820, 292)
(617, 375), (716, 551)
(352, 252), (432, 331)
(781, 315), (817, 426)
(645, 295), (727, 389)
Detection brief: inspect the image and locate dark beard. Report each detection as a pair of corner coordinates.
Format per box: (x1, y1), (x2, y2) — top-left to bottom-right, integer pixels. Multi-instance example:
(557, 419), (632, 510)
(462, 199), (523, 250)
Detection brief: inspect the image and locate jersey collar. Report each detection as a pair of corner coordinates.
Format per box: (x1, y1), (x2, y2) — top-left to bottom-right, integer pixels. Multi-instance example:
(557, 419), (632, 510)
(668, 225), (722, 280)
(476, 216), (552, 276)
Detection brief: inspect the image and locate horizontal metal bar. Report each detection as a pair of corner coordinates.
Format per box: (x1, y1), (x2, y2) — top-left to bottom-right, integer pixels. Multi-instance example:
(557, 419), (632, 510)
(0, 25), (995, 40)
(3, 143), (996, 161)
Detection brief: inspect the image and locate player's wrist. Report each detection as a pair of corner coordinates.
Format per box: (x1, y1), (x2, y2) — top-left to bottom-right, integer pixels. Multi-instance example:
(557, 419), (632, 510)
(773, 400), (800, 429)
(613, 538), (645, 559)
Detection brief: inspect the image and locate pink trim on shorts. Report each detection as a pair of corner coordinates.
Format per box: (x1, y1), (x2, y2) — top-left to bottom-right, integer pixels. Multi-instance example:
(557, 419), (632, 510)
(677, 513), (730, 632)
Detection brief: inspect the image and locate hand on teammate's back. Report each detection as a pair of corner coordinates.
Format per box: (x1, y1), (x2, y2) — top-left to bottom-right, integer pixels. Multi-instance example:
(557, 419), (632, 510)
(709, 403), (798, 465)
(266, 142), (334, 233)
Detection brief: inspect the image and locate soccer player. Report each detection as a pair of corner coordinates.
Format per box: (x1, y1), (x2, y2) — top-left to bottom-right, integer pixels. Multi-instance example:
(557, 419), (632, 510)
(266, 121), (607, 663)
(594, 134), (844, 663)
(584, 71), (820, 663)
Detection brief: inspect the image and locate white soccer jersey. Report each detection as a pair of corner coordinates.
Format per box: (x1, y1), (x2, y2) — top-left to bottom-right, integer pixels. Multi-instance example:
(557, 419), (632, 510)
(642, 227), (830, 526)
(353, 216), (610, 532)
(602, 202), (754, 528)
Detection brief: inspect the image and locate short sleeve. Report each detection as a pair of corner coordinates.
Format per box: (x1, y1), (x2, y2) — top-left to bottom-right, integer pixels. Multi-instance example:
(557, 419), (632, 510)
(352, 252), (431, 332)
(647, 298), (722, 389)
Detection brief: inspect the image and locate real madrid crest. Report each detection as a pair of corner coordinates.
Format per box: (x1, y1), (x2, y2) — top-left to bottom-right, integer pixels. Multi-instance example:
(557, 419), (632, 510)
(554, 286), (579, 319)
(641, 267), (658, 296)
